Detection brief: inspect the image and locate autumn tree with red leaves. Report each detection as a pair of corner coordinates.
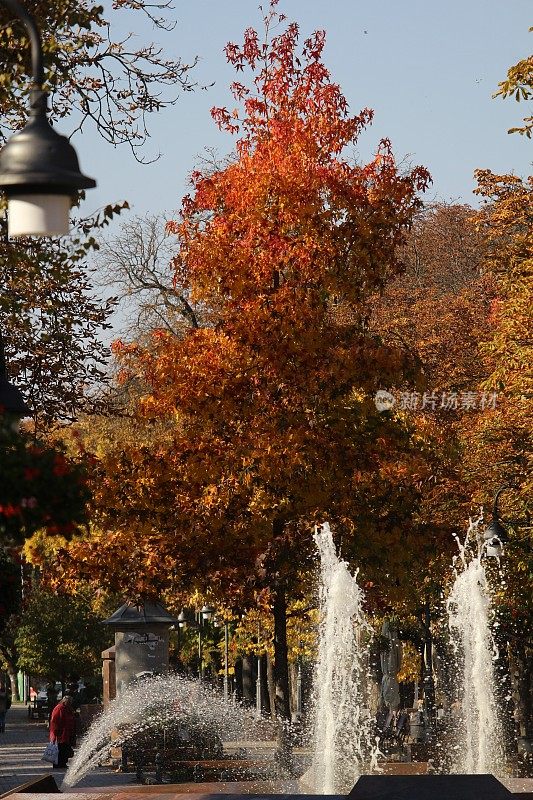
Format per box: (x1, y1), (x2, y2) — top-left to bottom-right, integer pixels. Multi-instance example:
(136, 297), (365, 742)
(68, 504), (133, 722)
(57, 3), (431, 721)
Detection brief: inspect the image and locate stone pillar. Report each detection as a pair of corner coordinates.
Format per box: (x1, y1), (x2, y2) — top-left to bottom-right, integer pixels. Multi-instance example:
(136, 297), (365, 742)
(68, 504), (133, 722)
(102, 645), (116, 708)
(114, 626), (170, 695)
(101, 600), (178, 697)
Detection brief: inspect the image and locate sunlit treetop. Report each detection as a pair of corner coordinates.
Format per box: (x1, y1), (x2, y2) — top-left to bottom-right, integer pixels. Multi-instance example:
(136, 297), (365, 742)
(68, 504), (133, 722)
(167, 1), (430, 315)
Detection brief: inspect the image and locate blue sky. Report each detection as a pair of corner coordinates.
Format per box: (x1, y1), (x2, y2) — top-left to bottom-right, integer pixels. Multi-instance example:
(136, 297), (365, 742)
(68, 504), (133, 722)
(76, 1), (531, 220)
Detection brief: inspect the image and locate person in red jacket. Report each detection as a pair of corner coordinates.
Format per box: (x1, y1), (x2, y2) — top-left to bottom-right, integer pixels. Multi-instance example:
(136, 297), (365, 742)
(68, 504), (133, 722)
(49, 694), (76, 768)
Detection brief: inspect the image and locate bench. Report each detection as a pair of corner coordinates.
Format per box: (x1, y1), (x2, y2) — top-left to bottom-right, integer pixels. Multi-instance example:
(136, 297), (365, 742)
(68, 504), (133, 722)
(120, 747), (276, 784)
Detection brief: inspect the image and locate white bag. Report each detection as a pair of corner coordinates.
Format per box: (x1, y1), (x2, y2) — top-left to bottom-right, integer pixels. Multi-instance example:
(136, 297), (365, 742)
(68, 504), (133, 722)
(42, 741), (59, 764)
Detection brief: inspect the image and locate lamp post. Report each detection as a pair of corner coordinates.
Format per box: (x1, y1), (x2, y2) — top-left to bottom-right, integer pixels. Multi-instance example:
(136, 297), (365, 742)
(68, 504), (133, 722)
(176, 609), (189, 669)
(198, 605), (214, 680)
(0, 331), (31, 429)
(255, 623), (262, 720)
(177, 607), (198, 677)
(482, 486), (513, 559)
(0, 0), (95, 236)
(178, 606), (214, 680)
(422, 599), (436, 736)
(214, 615), (231, 701)
(224, 621), (230, 700)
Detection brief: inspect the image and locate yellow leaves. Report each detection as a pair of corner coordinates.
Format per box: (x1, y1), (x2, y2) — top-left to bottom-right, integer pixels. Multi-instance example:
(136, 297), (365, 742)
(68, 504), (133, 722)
(248, 486), (272, 516)
(23, 528), (69, 567)
(139, 394), (160, 418)
(202, 484), (221, 509)
(467, 173), (533, 504)
(286, 599), (319, 660)
(230, 598), (318, 662)
(396, 639), (421, 684)
(493, 40), (533, 137)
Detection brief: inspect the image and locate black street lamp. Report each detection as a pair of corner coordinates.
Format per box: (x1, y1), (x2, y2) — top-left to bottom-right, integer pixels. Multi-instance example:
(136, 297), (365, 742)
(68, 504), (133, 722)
(177, 606), (214, 679)
(483, 486), (513, 559)
(214, 614), (232, 701)
(198, 605), (214, 679)
(0, 0), (95, 236)
(0, 331), (30, 429)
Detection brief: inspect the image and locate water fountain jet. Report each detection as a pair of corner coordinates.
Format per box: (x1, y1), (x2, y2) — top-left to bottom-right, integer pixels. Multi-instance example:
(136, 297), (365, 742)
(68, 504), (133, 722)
(446, 517), (505, 774)
(309, 522), (379, 793)
(63, 672), (259, 788)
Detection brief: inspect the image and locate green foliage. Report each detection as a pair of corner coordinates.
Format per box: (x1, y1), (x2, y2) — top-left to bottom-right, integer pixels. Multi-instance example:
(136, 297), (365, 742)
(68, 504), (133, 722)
(15, 586), (112, 682)
(0, 204), (129, 426)
(0, 548), (25, 694)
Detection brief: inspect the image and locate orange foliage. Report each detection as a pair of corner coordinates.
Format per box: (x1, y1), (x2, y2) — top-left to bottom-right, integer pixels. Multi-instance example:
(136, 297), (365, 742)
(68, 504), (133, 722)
(56, 5), (433, 608)
(463, 172), (532, 507)
(369, 204), (493, 537)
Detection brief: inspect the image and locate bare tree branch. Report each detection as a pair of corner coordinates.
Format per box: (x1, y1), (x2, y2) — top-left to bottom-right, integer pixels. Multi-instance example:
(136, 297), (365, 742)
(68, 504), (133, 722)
(97, 213), (204, 339)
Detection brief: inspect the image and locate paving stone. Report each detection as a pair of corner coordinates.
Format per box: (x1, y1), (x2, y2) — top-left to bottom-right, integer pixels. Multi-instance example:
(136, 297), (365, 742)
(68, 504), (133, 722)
(0, 705), (136, 795)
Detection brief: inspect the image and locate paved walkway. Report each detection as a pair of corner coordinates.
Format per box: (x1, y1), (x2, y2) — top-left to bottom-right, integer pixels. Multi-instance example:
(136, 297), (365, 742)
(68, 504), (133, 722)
(0, 704), (141, 796)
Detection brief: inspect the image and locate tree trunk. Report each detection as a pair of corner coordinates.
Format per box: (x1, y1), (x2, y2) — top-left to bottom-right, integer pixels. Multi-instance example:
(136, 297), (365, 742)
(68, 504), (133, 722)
(289, 661), (297, 717)
(272, 586), (290, 720)
(509, 640), (533, 741)
(7, 666), (19, 702)
(272, 585), (294, 775)
(0, 650), (20, 702)
(266, 651), (276, 720)
(260, 654), (271, 716)
(242, 655), (255, 706)
(234, 657), (243, 700)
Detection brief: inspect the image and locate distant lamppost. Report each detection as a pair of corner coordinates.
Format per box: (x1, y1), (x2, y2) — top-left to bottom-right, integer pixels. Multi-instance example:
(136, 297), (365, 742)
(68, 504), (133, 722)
(0, 0), (95, 237)
(176, 608), (189, 665)
(214, 615), (231, 701)
(178, 605), (214, 679)
(199, 605), (214, 679)
(422, 599), (436, 734)
(255, 623), (262, 720)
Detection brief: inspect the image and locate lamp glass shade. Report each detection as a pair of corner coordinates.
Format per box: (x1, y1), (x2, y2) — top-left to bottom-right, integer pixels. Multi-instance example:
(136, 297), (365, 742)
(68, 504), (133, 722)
(483, 518), (507, 543)
(201, 605), (214, 620)
(485, 538), (503, 559)
(8, 193), (70, 237)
